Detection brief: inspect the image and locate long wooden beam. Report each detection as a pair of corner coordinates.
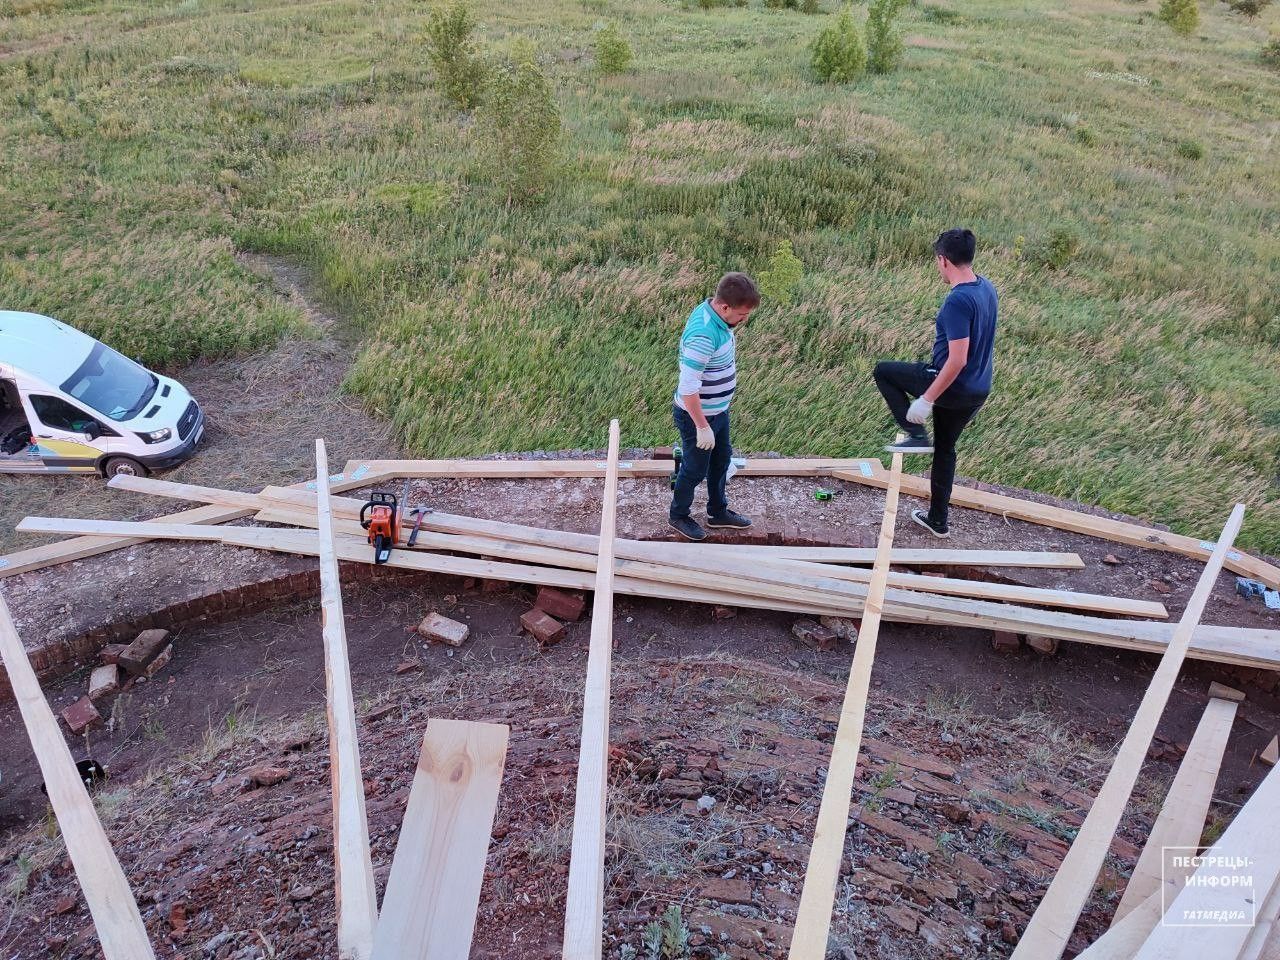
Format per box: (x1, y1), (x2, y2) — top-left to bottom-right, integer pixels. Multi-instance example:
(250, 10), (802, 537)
(0, 471), (373, 580)
(1113, 692), (1240, 922)
(248, 502), (1160, 619)
(343, 456), (876, 479)
(110, 473), (1085, 570)
(1010, 504), (1247, 960)
(562, 420), (622, 960)
(1132, 763), (1280, 959)
(17, 514), (1280, 671)
(0, 593), (156, 959)
(370, 719), (510, 960)
(788, 453), (903, 959)
(316, 440), (379, 960)
(833, 467), (1280, 590)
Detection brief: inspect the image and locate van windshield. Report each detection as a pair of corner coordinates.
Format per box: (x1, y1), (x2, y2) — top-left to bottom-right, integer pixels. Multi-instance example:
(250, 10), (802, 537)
(60, 343), (157, 422)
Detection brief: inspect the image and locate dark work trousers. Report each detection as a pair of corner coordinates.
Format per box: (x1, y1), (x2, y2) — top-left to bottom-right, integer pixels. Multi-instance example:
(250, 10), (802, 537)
(872, 360), (986, 526)
(670, 404), (731, 521)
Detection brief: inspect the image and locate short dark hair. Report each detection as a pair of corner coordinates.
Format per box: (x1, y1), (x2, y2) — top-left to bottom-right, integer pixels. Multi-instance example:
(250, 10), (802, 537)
(933, 228), (976, 266)
(714, 272), (761, 308)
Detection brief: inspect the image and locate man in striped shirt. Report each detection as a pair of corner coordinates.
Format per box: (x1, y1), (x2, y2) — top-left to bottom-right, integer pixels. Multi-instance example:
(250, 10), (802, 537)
(668, 272), (759, 542)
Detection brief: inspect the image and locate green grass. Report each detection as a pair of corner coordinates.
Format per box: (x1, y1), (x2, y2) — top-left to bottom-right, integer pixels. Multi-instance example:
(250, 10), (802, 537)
(1, 0), (1278, 548)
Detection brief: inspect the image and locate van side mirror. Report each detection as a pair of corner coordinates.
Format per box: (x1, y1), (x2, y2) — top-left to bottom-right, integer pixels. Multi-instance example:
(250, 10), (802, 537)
(84, 422), (102, 440)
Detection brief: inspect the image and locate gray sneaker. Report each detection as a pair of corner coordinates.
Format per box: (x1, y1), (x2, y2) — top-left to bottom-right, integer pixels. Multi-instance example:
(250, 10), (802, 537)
(911, 509), (950, 538)
(669, 516), (708, 542)
(886, 433), (934, 454)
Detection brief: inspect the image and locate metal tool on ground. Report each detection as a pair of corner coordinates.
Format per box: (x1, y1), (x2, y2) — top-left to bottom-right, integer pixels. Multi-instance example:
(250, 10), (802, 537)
(669, 443), (682, 490)
(359, 490), (400, 564)
(1238, 577), (1280, 610)
(813, 488), (834, 502)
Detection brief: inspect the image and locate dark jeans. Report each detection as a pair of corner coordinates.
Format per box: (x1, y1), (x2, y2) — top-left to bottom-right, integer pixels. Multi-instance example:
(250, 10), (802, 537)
(670, 405), (731, 521)
(872, 360), (986, 526)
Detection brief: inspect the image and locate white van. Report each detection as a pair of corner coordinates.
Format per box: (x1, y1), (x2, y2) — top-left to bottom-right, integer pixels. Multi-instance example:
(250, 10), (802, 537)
(0, 311), (204, 477)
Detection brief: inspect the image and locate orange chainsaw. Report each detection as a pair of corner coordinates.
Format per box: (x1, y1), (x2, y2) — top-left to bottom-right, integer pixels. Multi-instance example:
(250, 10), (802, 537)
(359, 490), (401, 564)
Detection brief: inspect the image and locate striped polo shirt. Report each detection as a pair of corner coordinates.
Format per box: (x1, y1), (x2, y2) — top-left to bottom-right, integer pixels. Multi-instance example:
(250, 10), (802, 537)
(674, 299), (736, 416)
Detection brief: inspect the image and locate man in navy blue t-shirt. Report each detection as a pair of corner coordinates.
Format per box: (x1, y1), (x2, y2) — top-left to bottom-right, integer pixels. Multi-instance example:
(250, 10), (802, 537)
(873, 228), (997, 538)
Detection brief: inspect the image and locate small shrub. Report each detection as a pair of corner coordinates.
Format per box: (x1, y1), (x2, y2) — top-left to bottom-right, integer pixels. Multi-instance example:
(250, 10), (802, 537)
(812, 4), (866, 82)
(1037, 227), (1081, 270)
(477, 47), (561, 201)
(1073, 125), (1098, 146)
(921, 3), (962, 24)
(580, 0), (607, 11)
(758, 239), (804, 304)
(765, 0), (800, 9)
(696, 0), (731, 8)
(1158, 0), (1198, 35)
(594, 22), (632, 74)
(866, 0), (909, 73)
(1226, 0), (1271, 18)
(1176, 138), (1204, 159)
(801, 0), (822, 11)
(1263, 39), (1280, 68)
(425, 1), (488, 109)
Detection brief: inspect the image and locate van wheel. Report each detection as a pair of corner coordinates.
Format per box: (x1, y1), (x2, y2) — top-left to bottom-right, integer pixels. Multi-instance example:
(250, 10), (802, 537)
(103, 457), (148, 479)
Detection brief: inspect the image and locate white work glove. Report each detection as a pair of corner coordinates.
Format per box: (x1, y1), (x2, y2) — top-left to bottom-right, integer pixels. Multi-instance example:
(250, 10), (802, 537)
(695, 425), (715, 450)
(906, 397), (934, 425)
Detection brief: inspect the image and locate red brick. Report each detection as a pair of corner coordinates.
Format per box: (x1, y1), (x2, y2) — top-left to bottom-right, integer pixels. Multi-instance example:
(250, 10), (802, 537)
(481, 579), (510, 593)
(535, 587), (586, 622)
(698, 877), (754, 906)
(791, 619), (839, 651)
(652, 446), (675, 460)
(991, 630), (1022, 654)
(520, 609), (565, 646)
(1026, 634), (1059, 656)
(142, 645), (173, 678)
(62, 697), (101, 735)
(98, 644), (129, 666)
(417, 612), (470, 647)
(119, 628), (171, 676)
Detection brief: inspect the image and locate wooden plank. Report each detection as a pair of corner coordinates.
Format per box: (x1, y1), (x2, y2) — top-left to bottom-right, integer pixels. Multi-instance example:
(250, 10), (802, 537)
(0, 471), (372, 580)
(344, 456), (875, 479)
(833, 467), (1280, 590)
(1077, 890), (1171, 959)
(18, 514), (1280, 672)
(315, 440), (379, 960)
(1238, 876), (1280, 960)
(1010, 504), (1247, 960)
(0, 593), (155, 959)
(250, 503), (1157, 618)
(106, 475), (1086, 569)
(370, 719), (509, 960)
(1112, 694), (1239, 922)
(562, 420), (622, 960)
(1132, 763), (1280, 959)
(788, 453), (903, 960)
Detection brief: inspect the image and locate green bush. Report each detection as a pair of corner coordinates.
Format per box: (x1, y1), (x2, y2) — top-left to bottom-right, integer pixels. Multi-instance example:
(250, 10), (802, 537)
(1037, 226), (1081, 270)
(1158, 0), (1198, 35)
(757, 240), (804, 304)
(801, 0), (822, 12)
(812, 4), (866, 82)
(594, 22), (632, 74)
(477, 48), (561, 201)
(765, 0), (800, 9)
(425, 1), (488, 109)
(1226, 0), (1271, 18)
(1263, 39), (1280, 68)
(1176, 138), (1205, 159)
(866, 0), (909, 73)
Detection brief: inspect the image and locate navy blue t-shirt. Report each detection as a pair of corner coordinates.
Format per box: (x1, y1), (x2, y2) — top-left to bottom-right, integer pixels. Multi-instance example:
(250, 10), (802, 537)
(931, 276), (997, 397)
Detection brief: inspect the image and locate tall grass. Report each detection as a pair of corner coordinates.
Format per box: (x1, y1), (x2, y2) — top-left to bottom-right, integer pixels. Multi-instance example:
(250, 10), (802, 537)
(0, 0), (1277, 548)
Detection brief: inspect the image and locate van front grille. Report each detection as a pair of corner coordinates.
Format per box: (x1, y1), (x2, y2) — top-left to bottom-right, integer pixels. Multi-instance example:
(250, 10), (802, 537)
(177, 401), (199, 440)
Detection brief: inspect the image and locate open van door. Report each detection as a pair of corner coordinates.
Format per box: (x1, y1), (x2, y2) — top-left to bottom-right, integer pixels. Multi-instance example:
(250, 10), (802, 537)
(19, 393), (108, 474)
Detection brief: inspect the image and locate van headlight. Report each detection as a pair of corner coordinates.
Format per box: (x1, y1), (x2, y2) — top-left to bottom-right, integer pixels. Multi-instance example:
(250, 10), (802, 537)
(136, 428), (172, 444)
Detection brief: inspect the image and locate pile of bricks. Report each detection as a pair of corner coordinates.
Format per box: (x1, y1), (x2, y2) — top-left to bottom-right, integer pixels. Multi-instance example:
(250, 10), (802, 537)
(61, 628), (175, 734)
(519, 587), (586, 646)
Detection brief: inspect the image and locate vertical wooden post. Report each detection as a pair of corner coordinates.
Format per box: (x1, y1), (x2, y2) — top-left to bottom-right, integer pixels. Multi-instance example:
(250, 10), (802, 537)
(0, 593), (155, 960)
(316, 439), (379, 959)
(561, 419), (622, 960)
(787, 452), (903, 960)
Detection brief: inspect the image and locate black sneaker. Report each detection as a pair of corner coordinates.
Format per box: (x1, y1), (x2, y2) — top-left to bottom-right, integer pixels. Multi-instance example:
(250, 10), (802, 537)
(706, 509), (752, 529)
(911, 509), (950, 539)
(886, 433), (934, 454)
(669, 516), (708, 541)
